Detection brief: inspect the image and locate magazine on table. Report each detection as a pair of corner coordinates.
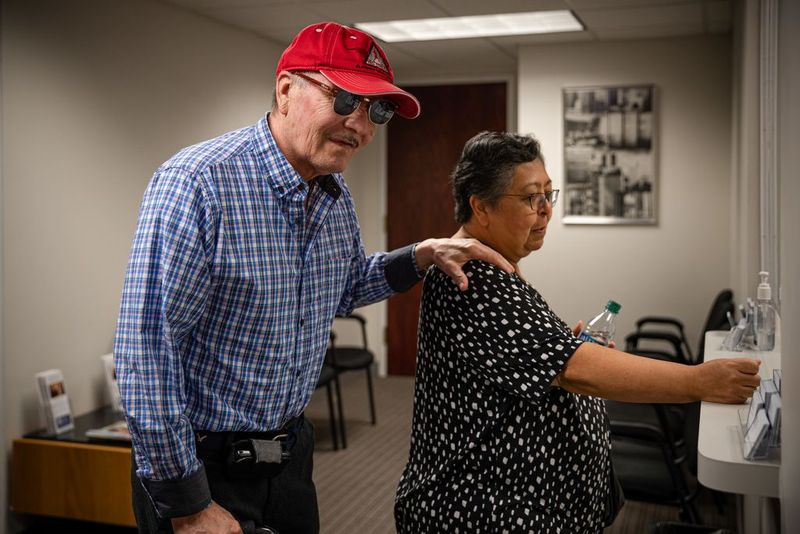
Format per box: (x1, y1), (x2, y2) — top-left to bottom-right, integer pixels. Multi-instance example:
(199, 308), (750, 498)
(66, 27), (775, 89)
(86, 419), (131, 442)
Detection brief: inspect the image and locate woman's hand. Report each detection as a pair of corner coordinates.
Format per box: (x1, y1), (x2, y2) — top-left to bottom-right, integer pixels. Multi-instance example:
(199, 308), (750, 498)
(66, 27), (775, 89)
(415, 238), (513, 291)
(694, 358), (761, 403)
(171, 501), (243, 534)
(571, 320), (615, 348)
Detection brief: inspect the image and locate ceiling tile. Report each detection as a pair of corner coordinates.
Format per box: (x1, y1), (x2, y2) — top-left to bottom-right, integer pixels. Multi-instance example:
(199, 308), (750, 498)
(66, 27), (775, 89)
(196, 4), (333, 43)
(430, 0), (567, 17)
(165, 0), (307, 9)
(389, 38), (516, 71)
(310, 0), (447, 24)
(490, 31), (593, 48)
(575, 3), (704, 35)
(568, 0), (703, 7)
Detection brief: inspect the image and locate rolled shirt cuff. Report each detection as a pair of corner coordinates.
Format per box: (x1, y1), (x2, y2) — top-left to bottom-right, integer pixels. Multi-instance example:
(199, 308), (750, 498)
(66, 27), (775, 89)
(384, 243), (425, 293)
(141, 465), (212, 519)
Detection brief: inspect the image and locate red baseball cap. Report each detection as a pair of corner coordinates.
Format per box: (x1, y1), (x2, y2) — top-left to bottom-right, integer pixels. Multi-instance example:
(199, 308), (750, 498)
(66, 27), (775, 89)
(277, 22), (421, 119)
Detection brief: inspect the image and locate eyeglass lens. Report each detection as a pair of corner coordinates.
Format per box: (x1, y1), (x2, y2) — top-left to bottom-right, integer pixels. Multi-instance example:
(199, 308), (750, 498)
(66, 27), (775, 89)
(333, 91), (396, 125)
(530, 190), (559, 209)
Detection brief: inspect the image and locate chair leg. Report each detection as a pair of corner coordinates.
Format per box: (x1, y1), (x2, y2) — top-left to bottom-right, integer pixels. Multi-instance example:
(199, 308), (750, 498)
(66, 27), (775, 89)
(334, 374), (347, 449)
(366, 365), (376, 425)
(679, 499), (701, 524)
(325, 383), (339, 451)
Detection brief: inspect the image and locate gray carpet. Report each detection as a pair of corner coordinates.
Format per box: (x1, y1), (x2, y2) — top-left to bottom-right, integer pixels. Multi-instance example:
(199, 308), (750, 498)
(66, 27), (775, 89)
(306, 373), (740, 534)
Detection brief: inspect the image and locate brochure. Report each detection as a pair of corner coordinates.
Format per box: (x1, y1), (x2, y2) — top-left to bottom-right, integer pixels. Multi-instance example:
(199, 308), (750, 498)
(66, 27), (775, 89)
(101, 353), (123, 412)
(35, 369), (74, 435)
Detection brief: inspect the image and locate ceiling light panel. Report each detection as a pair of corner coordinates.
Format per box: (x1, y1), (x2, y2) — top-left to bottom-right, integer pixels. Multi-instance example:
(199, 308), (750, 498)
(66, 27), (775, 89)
(355, 10), (583, 42)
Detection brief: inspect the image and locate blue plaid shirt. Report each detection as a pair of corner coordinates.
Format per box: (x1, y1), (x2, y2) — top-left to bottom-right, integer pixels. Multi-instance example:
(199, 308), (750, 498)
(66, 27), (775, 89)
(115, 115), (398, 487)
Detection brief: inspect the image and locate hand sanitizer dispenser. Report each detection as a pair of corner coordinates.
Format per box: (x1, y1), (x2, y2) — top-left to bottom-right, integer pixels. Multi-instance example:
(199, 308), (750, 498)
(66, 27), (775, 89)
(755, 271), (778, 351)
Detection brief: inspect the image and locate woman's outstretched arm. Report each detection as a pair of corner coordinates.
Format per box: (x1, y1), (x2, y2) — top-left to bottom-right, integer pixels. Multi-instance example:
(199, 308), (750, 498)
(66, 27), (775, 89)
(553, 342), (761, 404)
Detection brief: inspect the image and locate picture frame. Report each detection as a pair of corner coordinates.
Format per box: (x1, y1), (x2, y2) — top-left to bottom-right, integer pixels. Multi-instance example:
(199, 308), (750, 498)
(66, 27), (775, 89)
(562, 84), (657, 225)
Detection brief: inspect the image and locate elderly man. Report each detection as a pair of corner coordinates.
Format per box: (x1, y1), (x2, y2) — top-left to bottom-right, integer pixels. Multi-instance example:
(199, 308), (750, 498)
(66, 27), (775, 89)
(115, 22), (510, 534)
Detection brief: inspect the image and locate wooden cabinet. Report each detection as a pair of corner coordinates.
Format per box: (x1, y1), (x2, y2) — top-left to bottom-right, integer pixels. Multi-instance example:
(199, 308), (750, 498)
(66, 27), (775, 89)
(10, 409), (136, 527)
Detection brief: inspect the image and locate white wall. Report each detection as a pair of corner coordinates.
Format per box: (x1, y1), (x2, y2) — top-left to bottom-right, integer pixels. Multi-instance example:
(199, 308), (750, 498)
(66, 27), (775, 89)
(517, 36), (733, 351)
(1, 1), (281, 529)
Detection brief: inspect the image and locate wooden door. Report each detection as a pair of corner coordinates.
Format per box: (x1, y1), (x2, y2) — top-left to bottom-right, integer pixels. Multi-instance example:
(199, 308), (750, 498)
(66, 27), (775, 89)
(387, 83), (507, 375)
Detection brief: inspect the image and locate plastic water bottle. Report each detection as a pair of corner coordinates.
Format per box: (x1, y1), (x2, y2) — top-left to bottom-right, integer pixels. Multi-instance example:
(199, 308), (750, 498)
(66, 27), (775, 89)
(578, 300), (622, 346)
(755, 271), (778, 351)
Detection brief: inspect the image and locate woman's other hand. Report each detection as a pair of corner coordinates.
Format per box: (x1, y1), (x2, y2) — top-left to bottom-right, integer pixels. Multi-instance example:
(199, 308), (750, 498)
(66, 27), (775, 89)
(415, 238), (513, 291)
(694, 358), (761, 403)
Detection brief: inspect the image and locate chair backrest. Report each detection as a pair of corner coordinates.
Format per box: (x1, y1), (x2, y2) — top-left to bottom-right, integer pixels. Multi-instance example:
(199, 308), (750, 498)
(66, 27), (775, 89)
(697, 289), (734, 360)
(333, 314), (369, 349)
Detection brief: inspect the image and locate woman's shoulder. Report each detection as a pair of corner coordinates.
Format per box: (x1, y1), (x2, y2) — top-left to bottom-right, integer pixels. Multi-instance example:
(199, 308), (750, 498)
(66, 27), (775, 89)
(426, 260), (524, 295)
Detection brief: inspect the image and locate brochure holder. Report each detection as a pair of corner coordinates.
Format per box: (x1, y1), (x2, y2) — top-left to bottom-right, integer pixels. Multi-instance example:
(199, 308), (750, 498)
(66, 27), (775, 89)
(738, 373), (783, 460)
(739, 405), (770, 461)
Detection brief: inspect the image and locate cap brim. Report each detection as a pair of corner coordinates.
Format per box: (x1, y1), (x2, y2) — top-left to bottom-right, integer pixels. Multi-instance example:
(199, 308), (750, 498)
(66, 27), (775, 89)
(320, 70), (421, 119)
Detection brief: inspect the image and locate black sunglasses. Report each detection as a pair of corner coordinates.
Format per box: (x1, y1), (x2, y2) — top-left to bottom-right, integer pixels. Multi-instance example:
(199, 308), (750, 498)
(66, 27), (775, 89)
(293, 72), (397, 125)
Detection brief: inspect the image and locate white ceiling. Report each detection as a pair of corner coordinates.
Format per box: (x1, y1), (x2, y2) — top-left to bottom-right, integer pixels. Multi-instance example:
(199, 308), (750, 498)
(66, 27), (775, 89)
(160, 0), (732, 79)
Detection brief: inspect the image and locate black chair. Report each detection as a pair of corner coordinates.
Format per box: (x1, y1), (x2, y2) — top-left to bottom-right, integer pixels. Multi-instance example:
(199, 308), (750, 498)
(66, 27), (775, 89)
(610, 403), (701, 524)
(315, 333), (344, 450)
(330, 314), (377, 426)
(626, 289), (735, 365)
(608, 290), (737, 523)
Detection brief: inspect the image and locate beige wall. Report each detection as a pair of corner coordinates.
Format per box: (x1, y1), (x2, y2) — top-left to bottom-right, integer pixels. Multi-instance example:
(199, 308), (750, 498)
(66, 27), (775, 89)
(1, 3), (281, 529)
(779, 0), (800, 527)
(516, 35), (733, 352)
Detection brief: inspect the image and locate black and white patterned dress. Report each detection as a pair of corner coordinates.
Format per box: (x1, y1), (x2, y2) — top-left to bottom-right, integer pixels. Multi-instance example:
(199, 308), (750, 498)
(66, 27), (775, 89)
(395, 261), (612, 534)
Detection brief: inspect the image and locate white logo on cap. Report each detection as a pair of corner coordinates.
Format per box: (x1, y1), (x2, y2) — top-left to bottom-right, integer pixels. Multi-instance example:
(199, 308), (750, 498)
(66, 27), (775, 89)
(365, 45), (388, 72)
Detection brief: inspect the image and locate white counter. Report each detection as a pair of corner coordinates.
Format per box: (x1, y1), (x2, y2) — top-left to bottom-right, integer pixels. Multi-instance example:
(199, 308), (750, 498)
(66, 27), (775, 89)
(697, 330), (781, 498)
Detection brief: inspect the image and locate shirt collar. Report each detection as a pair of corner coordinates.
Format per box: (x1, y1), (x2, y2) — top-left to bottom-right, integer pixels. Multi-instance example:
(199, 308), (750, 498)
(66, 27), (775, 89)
(253, 114), (341, 202)
(253, 114), (305, 201)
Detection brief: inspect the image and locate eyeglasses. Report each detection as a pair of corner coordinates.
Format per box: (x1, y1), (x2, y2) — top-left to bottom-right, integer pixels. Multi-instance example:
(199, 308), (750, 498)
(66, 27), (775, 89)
(499, 189), (560, 210)
(292, 72), (397, 125)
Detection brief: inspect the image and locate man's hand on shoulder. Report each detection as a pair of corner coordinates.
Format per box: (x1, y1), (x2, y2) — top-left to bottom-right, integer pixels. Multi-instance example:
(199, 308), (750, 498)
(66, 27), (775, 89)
(171, 501), (242, 534)
(415, 238), (513, 291)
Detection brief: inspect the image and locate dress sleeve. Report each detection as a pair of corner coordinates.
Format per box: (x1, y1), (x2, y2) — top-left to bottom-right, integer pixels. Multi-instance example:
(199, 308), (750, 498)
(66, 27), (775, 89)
(431, 260), (582, 403)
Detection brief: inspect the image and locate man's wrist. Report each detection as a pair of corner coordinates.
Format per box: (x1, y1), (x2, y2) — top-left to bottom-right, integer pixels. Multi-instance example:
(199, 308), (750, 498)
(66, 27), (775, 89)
(413, 238), (435, 272)
(141, 465), (212, 519)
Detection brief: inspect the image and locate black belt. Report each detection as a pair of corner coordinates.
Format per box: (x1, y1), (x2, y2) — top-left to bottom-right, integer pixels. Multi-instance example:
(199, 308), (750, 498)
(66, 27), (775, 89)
(195, 415), (303, 467)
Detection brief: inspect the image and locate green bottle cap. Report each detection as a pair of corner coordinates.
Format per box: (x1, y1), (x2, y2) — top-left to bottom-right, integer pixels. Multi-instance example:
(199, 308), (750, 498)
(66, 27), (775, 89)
(606, 300), (621, 314)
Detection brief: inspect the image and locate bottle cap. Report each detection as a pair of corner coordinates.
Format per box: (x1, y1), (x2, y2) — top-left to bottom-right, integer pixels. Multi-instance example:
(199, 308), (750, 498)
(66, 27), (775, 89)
(757, 271), (772, 300)
(606, 300), (621, 314)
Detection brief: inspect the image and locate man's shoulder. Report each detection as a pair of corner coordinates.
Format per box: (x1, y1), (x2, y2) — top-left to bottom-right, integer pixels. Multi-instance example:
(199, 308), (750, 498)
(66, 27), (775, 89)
(159, 124), (255, 176)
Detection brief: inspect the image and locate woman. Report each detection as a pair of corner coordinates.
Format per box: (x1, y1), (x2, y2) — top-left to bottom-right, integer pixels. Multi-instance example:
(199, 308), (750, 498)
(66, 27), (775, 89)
(394, 132), (759, 534)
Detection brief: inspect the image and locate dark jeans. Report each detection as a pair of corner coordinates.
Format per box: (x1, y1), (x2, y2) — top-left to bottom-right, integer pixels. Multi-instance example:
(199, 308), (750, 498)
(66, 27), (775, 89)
(131, 418), (319, 534)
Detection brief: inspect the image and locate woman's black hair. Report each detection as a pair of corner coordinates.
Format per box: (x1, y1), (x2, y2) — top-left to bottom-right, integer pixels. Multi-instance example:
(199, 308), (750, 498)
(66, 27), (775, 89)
(451, 131), (543, 224)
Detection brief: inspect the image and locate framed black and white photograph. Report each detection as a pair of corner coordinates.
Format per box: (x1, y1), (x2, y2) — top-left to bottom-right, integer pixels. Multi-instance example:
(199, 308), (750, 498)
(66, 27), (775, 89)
(562, 84), (656, 225)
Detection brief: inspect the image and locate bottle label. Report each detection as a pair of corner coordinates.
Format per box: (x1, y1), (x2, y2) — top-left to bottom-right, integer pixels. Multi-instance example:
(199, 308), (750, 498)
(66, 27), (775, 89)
(578, 332), (608, 347)
(579, 332), (601, 344)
